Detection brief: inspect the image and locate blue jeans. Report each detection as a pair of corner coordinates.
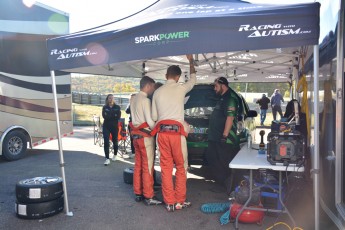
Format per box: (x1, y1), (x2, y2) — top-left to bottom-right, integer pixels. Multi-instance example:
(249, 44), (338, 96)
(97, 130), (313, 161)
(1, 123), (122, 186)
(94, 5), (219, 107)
(260, 109), (267, 125)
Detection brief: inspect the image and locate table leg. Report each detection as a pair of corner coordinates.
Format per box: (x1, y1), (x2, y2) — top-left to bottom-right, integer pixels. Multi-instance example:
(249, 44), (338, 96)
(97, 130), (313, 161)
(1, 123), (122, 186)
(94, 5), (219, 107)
(235, 169), (253, 229)
(279, 171), (296, 226)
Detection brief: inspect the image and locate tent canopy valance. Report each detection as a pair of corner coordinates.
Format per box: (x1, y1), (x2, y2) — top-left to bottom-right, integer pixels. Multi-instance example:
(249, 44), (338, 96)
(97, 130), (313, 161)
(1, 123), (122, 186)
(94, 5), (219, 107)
(47, 0), (320, 83)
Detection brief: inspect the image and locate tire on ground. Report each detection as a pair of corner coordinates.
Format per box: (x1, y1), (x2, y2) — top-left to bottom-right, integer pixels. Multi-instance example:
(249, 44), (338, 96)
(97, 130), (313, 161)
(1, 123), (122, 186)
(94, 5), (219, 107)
(2, 130), (27, 161)
(16, 177), (64, 203)
(15, 196), (64, 219)
(123, 167), (134, 184)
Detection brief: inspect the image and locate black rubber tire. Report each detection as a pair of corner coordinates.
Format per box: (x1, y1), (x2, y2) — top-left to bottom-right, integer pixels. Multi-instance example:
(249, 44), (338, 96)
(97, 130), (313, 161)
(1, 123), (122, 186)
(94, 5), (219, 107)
(123, 167), (134, 184)
(2, 130), (27, 161)
(15, 196), (64, 219)
(16, 177), (64, 203)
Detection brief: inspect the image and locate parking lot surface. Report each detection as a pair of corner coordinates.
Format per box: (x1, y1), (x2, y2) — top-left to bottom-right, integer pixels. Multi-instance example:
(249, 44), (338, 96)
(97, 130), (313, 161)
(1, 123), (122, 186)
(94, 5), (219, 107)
(0, 126), (322, 230)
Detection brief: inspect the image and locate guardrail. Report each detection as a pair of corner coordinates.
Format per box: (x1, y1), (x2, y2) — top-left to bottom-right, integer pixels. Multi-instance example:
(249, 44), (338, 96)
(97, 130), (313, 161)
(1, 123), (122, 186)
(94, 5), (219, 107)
(72, 92), (130, 109)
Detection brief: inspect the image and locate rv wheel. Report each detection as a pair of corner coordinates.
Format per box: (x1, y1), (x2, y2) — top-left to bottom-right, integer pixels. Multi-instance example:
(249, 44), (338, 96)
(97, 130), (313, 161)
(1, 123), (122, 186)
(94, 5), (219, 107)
(2, 130), (27, 161)
(16, 176), (64, 203)
(15, 196), (64, 219)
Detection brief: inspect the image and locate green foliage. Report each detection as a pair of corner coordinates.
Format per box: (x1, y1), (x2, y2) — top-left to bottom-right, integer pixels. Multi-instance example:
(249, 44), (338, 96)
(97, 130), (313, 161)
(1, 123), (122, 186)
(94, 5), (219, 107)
(72, 75), (140, 94)
(113, 82), (136, 93)
(230, 82), (291, 96)
(73, 103), (128, 126)
(72, 74), (291, 97)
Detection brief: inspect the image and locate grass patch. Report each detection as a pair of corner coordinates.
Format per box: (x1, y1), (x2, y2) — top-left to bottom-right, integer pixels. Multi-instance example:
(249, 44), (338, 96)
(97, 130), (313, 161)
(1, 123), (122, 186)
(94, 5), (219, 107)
(73, 103), (128, 126)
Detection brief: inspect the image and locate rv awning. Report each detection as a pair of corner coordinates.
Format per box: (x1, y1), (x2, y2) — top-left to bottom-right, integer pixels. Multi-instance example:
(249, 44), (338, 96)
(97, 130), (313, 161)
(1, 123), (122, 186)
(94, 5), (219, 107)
(47, 0), (320, 82)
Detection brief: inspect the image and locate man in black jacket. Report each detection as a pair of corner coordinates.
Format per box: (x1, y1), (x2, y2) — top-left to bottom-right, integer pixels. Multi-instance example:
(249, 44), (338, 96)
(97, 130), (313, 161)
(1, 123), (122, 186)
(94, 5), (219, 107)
(256, 94), (270, 126)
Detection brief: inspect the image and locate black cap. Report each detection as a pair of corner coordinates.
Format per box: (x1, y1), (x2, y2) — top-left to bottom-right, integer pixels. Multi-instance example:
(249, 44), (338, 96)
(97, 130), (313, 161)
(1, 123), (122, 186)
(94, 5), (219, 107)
(214, 77), (229, 86)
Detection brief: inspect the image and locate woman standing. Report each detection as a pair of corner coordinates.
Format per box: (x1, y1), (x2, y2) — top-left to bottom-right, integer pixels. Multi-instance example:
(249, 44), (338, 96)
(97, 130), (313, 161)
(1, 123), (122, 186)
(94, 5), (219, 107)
(102, 94), (121, 165)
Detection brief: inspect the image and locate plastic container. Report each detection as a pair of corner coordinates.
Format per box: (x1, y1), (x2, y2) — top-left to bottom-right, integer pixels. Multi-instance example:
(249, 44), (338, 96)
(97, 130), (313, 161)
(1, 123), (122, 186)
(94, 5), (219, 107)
(247, 135), (252, 149)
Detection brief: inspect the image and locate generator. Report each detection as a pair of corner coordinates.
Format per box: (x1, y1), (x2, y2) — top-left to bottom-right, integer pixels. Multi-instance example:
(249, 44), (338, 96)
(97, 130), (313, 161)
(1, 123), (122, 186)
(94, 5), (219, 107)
(266, 130), (306, 167)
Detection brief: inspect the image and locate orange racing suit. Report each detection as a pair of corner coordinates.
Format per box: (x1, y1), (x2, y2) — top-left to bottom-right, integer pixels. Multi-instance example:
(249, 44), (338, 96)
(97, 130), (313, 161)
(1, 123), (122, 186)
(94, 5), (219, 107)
(151, 72), (196, 206)
(130, 91), (156, 199)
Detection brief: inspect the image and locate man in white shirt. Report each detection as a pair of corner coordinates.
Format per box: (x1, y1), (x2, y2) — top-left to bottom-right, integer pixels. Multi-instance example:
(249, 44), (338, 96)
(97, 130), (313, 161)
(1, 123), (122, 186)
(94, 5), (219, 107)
(151, 54), (196, 212)
(130, 76), (162, 205)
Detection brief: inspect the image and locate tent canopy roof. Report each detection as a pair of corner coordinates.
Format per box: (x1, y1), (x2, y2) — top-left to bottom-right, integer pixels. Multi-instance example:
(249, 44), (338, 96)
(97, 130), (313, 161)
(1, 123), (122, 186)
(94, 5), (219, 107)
(47, 0), (320, 83)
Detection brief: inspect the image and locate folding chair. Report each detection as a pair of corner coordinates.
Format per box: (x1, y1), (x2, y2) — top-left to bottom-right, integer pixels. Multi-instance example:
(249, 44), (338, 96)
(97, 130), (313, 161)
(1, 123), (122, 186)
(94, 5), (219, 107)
(109, 118), (131, 157)
(117, 118), (131, 157)
(93, 115), (104, 147)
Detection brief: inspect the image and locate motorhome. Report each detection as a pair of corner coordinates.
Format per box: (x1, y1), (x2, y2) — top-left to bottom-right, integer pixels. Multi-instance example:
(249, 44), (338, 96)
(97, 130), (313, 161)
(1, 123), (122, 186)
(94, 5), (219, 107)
(304, 0), (344, 228)
(0, 1), (72, 161)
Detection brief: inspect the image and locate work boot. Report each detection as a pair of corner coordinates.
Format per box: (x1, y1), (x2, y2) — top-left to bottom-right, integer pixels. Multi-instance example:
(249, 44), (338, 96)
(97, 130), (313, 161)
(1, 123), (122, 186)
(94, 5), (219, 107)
(104, 159), (110, 166)
(175, 201), (191, 210)
(144, 197), (162, 206)
(135, 195), (144, 202)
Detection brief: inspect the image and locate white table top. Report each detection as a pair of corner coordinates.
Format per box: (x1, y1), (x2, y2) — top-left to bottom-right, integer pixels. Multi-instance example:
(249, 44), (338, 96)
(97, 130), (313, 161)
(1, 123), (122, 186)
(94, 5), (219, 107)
(229, 144), (304, 172)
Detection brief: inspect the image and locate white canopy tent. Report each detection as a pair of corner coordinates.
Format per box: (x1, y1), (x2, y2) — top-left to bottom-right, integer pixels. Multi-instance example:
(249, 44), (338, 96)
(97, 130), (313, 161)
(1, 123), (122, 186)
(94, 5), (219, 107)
(46, 1), (323, 229)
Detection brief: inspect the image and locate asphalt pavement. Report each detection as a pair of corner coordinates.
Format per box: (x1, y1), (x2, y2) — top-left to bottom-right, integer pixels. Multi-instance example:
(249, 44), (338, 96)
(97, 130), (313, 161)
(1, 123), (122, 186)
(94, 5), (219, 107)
(0, 126), (329, 230)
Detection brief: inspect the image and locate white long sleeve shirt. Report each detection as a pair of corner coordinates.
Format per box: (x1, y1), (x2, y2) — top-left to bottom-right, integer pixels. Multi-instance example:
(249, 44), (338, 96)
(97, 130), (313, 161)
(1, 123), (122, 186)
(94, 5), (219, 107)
(152, 73), (196, 123)
(131, 91), (155, 130)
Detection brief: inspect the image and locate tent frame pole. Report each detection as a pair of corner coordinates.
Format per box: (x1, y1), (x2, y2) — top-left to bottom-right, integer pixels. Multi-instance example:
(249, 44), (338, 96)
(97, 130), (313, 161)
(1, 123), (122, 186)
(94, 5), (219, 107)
(313, 45), (320, 230)
(50, 70), (73, 217)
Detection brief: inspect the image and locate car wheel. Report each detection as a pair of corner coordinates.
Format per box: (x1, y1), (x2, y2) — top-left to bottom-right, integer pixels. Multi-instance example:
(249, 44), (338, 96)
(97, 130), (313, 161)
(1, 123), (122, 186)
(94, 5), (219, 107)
(16, 176), (64, 203)
(123, 167), (134, 184)
(15, 196), (64, 219)
(2, 130), (27, 161)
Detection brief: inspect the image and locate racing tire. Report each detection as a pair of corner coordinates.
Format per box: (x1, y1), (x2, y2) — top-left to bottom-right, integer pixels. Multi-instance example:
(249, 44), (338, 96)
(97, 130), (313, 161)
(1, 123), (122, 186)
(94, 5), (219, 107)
(123, 167), (134, 184)
(15, 196), (64, 219)
(16, 177), (64, 203)
(2, 130), (27, 161)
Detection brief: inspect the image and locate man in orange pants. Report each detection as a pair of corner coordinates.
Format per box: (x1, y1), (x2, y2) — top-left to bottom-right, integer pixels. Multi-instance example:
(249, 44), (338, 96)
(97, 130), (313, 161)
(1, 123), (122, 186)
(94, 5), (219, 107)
(131, 76), (162, 205)
(151, 54), (196, 212)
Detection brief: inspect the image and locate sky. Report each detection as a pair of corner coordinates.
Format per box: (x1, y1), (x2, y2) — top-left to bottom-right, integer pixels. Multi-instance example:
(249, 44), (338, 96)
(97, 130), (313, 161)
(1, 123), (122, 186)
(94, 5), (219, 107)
(35, 0), (157, 32)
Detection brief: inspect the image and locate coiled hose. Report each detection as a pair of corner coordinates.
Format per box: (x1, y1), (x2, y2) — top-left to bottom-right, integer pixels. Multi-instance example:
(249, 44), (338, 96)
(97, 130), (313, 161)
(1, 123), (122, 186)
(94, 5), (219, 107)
(200, 203), (233, 225)
(200, 202), (230, 214)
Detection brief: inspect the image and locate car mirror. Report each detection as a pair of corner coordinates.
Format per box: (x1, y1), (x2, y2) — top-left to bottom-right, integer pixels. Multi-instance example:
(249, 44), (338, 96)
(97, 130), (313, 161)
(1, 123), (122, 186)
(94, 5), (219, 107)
(247, 110), (258, 118)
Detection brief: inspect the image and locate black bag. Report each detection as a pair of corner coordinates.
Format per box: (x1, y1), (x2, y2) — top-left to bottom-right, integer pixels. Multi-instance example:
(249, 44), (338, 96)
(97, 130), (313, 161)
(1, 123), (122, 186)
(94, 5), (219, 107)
(233, 180), (261, 206)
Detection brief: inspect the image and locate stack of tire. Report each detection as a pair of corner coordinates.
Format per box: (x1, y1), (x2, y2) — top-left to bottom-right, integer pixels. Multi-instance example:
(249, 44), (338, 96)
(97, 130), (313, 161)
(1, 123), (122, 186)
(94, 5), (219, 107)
(15, 176), (64, 219)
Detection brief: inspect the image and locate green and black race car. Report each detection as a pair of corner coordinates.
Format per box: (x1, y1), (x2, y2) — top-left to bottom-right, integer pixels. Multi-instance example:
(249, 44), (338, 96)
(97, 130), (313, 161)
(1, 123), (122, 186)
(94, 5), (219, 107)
(184, 84), (257, 165)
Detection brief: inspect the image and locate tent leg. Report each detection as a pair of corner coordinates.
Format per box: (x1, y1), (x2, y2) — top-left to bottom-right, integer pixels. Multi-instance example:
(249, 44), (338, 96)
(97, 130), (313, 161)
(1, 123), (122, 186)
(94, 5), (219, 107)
(50, 70), (73, 217)
(313, 45), (319, 230)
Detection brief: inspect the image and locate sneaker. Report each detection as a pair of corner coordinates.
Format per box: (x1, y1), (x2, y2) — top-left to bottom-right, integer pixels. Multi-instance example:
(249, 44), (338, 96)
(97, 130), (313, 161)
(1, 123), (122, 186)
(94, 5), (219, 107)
(112, 155), (119, 161)
(144, 197), (162, 206)
(175, 201), (191, 210)
(135, 195), (144, 202)
(104, 159), (110, 166)
(166, 204), (175, 212)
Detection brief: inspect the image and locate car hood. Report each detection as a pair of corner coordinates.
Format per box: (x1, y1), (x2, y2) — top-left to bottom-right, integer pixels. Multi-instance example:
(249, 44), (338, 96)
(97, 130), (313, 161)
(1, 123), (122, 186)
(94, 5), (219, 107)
(184, 85), (248, 117)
